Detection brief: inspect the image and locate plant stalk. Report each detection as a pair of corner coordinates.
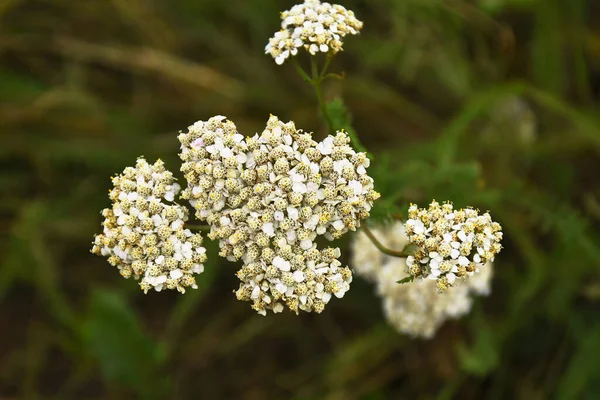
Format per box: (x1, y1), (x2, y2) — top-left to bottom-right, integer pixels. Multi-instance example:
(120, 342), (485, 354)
(361, 223), (415, 258)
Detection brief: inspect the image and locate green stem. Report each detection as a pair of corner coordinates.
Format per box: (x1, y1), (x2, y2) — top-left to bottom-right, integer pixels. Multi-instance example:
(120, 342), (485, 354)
(319, 56), (332, 79)
(293, 55), (371, 156)
(314, 57), (369, 155)
(292, 58), (312, 84)
(345, 127), (369, 155)
(322, 72), (344, 81)
(361, 223), (415, 258)
(311, 57), (334, 133)
(310, 55), (319, 80)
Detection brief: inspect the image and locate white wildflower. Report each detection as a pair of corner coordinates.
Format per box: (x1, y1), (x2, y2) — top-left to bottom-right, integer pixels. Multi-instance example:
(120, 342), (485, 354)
(352, 221), (494, 338)
(91, 158), (207, 294)
(265, 0), (364, 64)
(178, 114), (378, 258)
(404, 201), (502, 291)
(178, 115), (379, 314)
(378, 258), (494, 339)
(235, 245), (352, 315)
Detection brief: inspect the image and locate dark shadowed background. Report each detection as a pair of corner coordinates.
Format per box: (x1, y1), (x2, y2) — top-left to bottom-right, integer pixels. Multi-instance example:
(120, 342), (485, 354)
(2, 0), (600, 398)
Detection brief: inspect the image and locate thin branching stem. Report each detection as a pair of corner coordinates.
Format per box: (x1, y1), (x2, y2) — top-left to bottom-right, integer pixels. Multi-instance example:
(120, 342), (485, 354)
(310, 57), (334, 133)
(186, 224), (211, 232)
(319, 56), (332, 79)
(361, 223), (415, 258)
(292, 58), (312, 84)
(343, 125), (369, 155)
(293, 55), (372, 155)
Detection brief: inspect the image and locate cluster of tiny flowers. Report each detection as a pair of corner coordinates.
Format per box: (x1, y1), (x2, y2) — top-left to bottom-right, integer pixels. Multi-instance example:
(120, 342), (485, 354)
(378, 259), (493, 339)
(235, 245), (352, 315)
(91, 158), (207, 293)
(404, 201), (502, 291)
(352, 222), (493, 338)
(265, 0), (363, 65)
(178, 115), (378, 314)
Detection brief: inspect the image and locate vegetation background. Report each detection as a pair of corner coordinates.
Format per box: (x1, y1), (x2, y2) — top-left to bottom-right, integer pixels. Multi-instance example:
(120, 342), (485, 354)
(2, 0), (600, 398)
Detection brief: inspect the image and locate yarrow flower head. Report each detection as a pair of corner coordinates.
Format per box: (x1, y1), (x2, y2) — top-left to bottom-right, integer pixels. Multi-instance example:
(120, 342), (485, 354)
(265, 0), (364, 65)
(91, 158), (207, 293)
(235, 245), (352, 315)
(178, 115), (379, 314)
(404, 201), (502, 291)
(352, 221), (493, 338)
(378, 258), (493, 339)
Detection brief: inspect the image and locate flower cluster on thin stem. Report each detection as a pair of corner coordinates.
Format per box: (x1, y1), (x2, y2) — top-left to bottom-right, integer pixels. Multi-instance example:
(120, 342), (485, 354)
(352, 221), (493, 338)
(89, 0), (507, 325)
(405, 201), (502, 291)
(265, 0), (363, 65)
(91, 158), (207, 293)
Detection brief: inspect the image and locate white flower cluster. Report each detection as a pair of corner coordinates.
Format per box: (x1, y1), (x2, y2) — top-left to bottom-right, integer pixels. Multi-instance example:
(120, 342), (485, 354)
(265, 0), (363, 65)
(235, 245), (352, 315)
(178, 115), (379, 314)
(352, 222), (493, 338)
(405, 201), (502, 291)
(91, 158), (207, 293)
(378, 259), (493, 339)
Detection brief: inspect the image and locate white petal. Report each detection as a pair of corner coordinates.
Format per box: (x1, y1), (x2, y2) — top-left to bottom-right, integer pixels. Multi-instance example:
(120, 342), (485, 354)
(300, 239), (313, 250)
(458, 256), (469, 266)
(262, 222), (275, 237)
(170, 269), (183, 280)
(293, 270), (305, 283)
(332, 220), (345, 231)
(447, 272), (456, 284)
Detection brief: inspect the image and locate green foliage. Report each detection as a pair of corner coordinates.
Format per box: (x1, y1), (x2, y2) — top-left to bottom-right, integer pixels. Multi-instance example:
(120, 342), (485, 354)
(83, 290), (168, 398)
(396, 275), (414, 285)
(458, 311), (499, 376)
(326, 97), (369, 154)
(558, 320), (600, 399)
(326, 98), (356, 134)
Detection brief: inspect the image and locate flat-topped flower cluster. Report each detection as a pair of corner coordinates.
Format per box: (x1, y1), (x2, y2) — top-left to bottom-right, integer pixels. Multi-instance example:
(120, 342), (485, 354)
(352, 222), (493, 338)
(405, 201), (502, 291)
(90, 0), (506, 325)
(91, 158), (207, 293)
(266, 0), (363, 64)
(177, 115), (378, 314)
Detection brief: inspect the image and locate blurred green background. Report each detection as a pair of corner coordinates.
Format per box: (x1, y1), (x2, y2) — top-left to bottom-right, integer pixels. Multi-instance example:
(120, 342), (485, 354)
(2, 0), (600, 398)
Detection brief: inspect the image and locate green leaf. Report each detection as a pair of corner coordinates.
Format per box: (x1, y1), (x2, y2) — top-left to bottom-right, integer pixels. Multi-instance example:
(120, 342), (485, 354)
(477, 0), (539, 14)
(458, 315), (499, 376)
(82, 290), (168, 398)
(159, 238), (220, 359)
(557, 322), (600, 399)
(396, 275), (414, 285)
(531, 0), (566, 96)
(325, 98), (369, 155)
(0, 68), (46, 101)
